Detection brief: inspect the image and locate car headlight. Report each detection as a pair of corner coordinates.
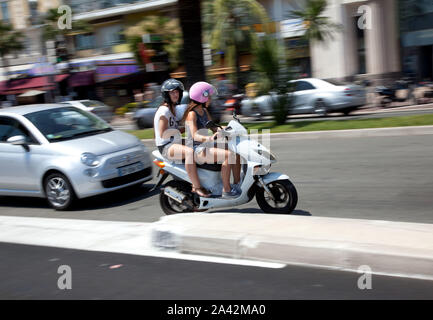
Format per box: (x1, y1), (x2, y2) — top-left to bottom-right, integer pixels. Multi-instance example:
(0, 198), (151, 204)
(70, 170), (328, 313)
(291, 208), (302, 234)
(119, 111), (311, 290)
(81, 153), (100, 167)
(138, 143), (147, 153)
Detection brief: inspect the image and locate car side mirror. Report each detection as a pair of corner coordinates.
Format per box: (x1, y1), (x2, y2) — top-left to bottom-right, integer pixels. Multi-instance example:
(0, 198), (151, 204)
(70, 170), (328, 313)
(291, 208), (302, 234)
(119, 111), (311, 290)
(7, 135), (30, 151)
(7, 135), (27, 145)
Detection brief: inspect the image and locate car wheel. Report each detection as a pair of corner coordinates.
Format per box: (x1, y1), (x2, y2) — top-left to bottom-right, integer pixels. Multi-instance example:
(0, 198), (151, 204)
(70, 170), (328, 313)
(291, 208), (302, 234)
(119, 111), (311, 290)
(136, 118), (147, 129)
(342, 107), (356, 116)
(44, 173), (76, 211)
(314, 100), (328, 117)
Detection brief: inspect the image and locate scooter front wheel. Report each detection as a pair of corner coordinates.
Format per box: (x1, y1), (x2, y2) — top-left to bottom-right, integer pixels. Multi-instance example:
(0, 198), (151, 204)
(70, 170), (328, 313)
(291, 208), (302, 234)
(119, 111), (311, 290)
(256, 179), (298, 214)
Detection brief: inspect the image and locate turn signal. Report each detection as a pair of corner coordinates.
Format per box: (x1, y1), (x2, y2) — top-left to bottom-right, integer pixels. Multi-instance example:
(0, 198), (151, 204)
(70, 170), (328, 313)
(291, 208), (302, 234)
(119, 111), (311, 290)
(153, 160), (165, 168)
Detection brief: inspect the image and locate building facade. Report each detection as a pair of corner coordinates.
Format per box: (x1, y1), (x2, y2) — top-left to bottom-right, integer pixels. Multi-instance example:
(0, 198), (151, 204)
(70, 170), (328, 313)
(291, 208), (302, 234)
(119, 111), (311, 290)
(399, 0), (433, 81)
(0, 0), (177, 106)
(261, 0), (402, 84)
(2, 0), (432, 105)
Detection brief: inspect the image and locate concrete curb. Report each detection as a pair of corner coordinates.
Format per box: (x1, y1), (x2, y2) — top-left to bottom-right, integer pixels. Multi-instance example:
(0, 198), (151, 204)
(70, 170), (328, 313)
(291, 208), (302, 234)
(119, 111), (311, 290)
(150, 213), (433, 280)
(141, 125), (433, 143)
(261, 125), (433, 140)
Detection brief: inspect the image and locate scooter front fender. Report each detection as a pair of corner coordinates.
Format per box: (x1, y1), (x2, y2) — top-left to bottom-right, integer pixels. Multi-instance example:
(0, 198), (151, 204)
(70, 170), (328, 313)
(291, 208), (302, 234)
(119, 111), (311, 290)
(260, 172), (290, 185)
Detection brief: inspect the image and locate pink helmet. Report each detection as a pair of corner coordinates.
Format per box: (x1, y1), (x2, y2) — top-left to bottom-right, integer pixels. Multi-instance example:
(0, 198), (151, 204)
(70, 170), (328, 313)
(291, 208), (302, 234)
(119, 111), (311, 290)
(189, 81), (217, 104)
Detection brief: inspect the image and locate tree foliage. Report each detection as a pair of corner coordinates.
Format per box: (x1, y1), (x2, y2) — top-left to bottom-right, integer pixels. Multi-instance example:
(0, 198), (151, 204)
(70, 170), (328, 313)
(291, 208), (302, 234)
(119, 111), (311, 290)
(125, 15), (183, 70)
(0, 21), (25, 81)
(0, 21), (24, 57)
(207, 0), (270, 90)
(252, 35), (293, 125)
(288, 0), (341, 43)
(41, 8), (92, 41)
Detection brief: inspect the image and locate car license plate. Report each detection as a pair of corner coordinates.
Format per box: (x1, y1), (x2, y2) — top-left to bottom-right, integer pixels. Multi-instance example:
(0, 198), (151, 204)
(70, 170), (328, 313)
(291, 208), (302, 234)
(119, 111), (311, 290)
(118, 162), (144, 177)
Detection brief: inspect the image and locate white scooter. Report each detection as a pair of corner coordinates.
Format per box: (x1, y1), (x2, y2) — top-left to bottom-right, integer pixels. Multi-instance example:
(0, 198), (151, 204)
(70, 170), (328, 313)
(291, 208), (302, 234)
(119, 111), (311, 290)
(152, 114), (297, 215)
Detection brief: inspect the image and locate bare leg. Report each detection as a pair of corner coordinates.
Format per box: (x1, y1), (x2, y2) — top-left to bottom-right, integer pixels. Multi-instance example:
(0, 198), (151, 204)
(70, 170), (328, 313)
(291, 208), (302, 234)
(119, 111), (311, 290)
(232, 154), (241, 184)
(166, 144), (202, 190)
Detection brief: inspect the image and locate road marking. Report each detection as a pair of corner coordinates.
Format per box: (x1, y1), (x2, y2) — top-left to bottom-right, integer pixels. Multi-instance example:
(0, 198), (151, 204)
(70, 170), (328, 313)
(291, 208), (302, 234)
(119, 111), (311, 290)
(277, 260), (433, 282)
(0, 216), (285, 269)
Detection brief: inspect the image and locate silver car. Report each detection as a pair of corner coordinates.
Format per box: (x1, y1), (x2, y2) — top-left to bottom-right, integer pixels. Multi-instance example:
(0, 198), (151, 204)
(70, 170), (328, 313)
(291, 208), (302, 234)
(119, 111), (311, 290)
(241, 78), (367, 118)
(0, 104), (153, 210)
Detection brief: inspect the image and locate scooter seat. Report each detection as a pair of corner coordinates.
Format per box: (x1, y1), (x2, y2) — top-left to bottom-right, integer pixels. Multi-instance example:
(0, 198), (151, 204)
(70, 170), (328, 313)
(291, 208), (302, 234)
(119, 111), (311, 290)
(196, 163), (222, 172)
(152, 149), (221, 171)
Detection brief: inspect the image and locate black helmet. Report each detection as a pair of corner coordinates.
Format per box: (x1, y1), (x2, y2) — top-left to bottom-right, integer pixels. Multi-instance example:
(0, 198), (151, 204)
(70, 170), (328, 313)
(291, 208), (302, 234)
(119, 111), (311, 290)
(161, 79), (184, 105)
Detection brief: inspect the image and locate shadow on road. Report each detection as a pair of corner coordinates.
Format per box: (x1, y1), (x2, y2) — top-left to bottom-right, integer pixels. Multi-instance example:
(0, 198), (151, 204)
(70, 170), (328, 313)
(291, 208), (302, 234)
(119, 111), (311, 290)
(0, 183), (159, 212)
(73, 183), (158, 211)
(291, 209), (312, 216)
(210, 208), (312, 216)
(0, 196), (49, 209)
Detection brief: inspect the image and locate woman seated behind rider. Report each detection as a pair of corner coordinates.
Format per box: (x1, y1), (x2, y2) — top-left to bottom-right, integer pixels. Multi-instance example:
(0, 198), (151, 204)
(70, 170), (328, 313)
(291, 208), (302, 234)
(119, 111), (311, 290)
(181, 81), (241, 199)
(154, 79), (210, 198)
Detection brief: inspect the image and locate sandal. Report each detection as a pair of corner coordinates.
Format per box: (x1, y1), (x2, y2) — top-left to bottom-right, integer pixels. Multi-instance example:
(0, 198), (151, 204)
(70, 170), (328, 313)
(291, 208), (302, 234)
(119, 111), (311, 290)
(192, 186), (211, 198)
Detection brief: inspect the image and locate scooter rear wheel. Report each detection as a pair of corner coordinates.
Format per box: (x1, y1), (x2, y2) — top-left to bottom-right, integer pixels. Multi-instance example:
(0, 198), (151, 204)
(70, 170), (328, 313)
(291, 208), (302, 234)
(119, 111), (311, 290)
(256, 179), (298, 214)
(160, 180), (196, 215)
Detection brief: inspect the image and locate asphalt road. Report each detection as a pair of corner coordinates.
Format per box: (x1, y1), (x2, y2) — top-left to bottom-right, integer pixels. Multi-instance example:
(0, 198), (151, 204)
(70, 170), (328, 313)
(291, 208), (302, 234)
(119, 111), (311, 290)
(1, 133), (433, 224)
(2, 242), (433, 300)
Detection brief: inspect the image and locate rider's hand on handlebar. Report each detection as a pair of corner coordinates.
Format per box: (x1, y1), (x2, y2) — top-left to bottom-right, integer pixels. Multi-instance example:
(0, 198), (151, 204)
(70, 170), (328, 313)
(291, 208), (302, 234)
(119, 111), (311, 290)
(209, 132), (220, 141)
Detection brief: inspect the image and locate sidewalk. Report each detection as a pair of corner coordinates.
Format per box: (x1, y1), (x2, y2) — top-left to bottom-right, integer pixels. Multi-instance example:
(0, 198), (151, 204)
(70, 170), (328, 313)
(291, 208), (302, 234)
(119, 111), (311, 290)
(2, 214), (432, 280)
(151, 213), (433, 280)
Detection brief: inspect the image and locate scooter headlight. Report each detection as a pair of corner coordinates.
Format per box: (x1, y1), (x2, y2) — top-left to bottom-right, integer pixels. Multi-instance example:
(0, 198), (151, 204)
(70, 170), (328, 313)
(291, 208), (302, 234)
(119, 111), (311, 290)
(254, 164), (271, 176)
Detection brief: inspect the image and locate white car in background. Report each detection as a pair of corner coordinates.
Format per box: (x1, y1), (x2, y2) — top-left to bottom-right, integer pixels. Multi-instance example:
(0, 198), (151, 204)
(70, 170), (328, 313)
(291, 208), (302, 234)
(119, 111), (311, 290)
(241, 78), (367, 118)
(61, 100), (114, 123)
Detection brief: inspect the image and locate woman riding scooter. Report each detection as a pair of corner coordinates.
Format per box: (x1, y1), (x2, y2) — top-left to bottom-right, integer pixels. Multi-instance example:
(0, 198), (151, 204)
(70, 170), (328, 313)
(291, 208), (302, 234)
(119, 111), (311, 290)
(182, 81), (241, 199)
(154, 79), (210, 198)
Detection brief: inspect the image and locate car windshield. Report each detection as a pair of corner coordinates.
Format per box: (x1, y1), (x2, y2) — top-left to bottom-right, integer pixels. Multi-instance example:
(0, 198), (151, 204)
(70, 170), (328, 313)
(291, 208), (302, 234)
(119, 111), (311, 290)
(25, 107), (112, 142)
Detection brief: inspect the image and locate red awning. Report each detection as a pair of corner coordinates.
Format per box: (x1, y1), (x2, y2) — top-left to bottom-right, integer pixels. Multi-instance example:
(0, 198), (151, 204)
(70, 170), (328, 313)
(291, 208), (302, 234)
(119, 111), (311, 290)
(0, 74), (69, 95)
(56, 74), (69, 82)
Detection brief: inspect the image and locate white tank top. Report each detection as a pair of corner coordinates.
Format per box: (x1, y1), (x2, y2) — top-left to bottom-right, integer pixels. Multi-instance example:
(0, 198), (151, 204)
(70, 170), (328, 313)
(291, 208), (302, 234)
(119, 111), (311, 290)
(154, 105), (179, 146)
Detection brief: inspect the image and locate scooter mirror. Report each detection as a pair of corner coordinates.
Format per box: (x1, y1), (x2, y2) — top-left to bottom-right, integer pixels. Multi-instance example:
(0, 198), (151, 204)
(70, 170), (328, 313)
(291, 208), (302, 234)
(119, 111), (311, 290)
(233, 110), (241, 123)
(205, 120), (219, 129)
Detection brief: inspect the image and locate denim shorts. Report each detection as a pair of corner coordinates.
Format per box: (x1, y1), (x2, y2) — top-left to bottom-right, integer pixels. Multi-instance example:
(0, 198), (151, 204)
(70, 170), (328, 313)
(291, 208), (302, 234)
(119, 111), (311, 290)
(158, 142), (174, 158)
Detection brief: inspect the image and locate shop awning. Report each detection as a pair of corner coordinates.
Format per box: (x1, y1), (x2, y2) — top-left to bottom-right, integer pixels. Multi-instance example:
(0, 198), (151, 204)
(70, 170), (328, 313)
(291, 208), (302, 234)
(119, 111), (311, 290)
(18, 90), (46, 97)
(0, 74), (69, 95)
(68, 71), (95, 87)
(95, 59), (140, 83)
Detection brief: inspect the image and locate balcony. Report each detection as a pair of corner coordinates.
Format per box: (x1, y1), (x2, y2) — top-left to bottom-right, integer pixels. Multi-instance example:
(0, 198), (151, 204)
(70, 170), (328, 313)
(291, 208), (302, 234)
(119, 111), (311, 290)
(71, 0), (177, 21)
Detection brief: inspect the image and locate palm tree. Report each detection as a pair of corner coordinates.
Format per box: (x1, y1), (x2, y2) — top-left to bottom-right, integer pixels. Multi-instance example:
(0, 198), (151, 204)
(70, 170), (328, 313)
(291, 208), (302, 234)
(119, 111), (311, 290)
(42, 8), (92, 40)
(252, 35), (293, 125)
(41, 8), (92, 58)
(288, 0), (341, 43)
(177, 0), (206, 89)
(209, 0), (270, 91)
(0, 21), (24, 82)
(125, 15), (183, 70)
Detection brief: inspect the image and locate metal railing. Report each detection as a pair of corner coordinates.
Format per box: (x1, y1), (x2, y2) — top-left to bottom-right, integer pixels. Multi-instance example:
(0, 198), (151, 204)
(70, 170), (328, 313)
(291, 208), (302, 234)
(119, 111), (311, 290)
(68, 0), (148, 14)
